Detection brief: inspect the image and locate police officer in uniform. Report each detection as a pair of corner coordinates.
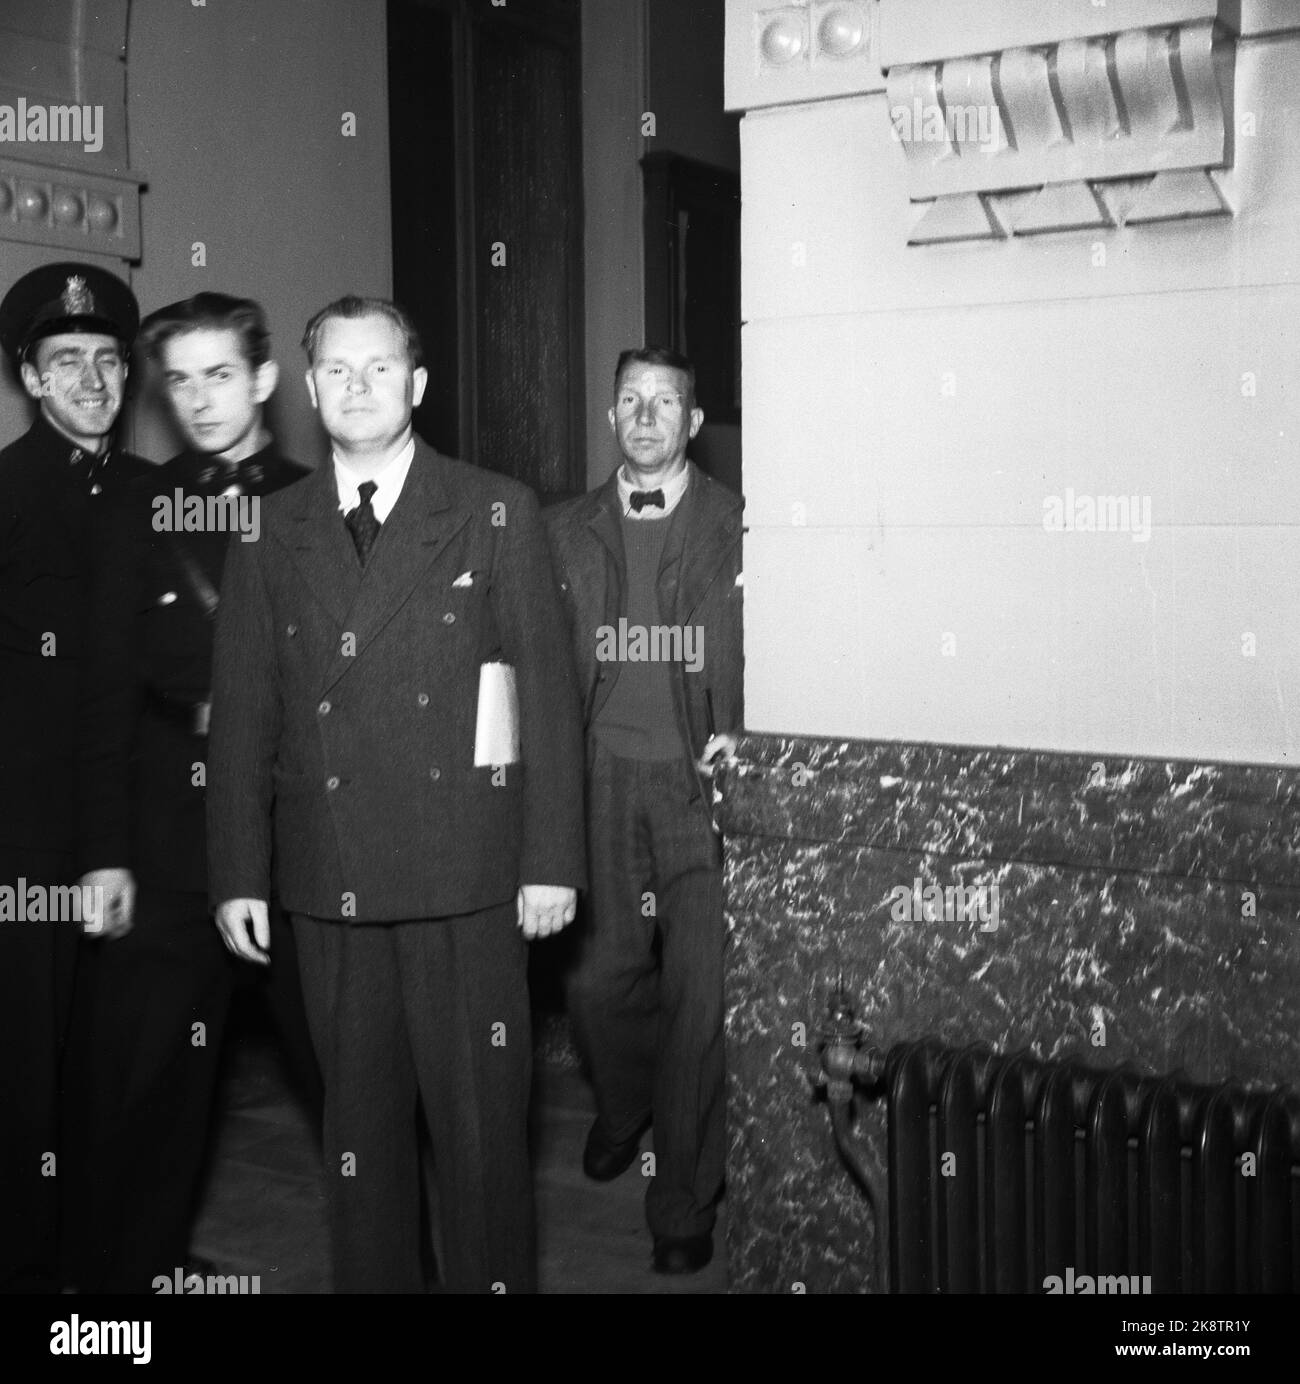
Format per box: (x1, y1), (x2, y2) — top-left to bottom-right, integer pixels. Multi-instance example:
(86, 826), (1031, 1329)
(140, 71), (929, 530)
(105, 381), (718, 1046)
(63, 293), (318, 1293)
(0, 262), (148, 1292)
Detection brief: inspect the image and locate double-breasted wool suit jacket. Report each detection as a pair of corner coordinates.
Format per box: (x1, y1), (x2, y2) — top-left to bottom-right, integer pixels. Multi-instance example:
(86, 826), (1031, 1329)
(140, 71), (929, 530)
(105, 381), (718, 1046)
(206, 439), (586, 923)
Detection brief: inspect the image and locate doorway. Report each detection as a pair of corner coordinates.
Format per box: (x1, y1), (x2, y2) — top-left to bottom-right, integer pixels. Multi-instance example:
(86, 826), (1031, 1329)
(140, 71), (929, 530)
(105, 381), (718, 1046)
(387, 0), (585, 503)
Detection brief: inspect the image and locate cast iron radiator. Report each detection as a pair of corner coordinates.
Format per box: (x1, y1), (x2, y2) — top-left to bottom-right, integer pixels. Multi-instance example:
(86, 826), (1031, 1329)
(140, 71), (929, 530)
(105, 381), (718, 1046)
(817, 998), (1300, 1294)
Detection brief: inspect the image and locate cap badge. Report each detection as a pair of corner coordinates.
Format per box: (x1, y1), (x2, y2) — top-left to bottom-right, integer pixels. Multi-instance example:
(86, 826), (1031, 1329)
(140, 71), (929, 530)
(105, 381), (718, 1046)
(62, 275), (96, 316)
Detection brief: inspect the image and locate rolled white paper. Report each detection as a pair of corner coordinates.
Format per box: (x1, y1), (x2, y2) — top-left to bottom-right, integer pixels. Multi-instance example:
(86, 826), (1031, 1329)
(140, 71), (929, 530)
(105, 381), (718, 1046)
(474, 661), (520, 766)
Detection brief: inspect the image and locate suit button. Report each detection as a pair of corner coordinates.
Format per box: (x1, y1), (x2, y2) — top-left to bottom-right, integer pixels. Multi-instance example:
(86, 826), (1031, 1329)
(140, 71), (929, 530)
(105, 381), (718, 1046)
(318, 700), (331, 716)
(429, 767), (441, 781)
(442, 612), (456, 625)
(326, 775), (340, 791)
(287, 624), (298, 637)
(417, 693), (430, 707)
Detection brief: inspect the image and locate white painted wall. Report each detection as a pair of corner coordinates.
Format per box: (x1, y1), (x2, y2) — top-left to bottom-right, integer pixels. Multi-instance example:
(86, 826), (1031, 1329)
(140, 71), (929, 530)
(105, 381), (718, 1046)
(125, 0), (392, 467)
(737, 29), (1300, 764)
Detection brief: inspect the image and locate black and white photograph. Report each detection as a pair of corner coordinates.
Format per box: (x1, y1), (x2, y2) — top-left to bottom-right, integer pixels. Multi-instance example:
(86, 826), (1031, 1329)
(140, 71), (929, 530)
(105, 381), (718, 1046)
(0, 0), (1295, 1362)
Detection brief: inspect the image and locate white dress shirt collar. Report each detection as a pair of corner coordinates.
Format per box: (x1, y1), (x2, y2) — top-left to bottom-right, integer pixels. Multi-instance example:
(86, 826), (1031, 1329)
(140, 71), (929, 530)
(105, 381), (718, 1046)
(334, 437), (416, 523)
(617, 460), (690, 520)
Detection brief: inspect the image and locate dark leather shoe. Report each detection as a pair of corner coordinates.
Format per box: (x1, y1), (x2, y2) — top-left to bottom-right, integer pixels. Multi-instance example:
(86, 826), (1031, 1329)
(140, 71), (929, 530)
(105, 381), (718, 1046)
(582, 1119), (647, 1182)
(652, 1234), (713, 1275)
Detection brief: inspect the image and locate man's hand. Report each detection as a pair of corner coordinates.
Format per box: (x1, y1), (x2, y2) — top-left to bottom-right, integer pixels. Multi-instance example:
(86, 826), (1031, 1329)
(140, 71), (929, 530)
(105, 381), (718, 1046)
(215, 897), (271, 965)
(78, 867), (135, 939)
(517, 884), (577, 940)
(697, 733), (739, 775)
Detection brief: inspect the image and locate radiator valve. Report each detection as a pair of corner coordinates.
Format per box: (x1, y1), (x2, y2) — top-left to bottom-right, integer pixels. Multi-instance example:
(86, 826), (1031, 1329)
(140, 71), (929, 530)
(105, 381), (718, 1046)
(818, 989), (886, 1099)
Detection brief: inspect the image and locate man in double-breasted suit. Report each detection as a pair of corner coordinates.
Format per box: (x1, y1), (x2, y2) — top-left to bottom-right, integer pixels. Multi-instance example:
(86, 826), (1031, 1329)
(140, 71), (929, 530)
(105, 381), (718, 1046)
(206, 296), (585, 1293)
(544, 346), (743, 1275)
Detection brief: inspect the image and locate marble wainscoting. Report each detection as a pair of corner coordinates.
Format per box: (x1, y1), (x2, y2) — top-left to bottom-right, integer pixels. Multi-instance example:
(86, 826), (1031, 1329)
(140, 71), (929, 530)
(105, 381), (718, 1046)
(714, 734), (1300, 1294)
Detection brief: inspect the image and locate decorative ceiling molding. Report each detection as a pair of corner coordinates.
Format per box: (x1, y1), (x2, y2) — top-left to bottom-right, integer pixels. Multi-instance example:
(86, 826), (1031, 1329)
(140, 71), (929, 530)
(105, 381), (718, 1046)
(726, 0), (1300, 246)
(889, 23), (1232, 199)
(0, 155), (141, 260)
(0, 0), (142, 263)
(891, 17), (1238, 244)
(877, 0), (1240, 68)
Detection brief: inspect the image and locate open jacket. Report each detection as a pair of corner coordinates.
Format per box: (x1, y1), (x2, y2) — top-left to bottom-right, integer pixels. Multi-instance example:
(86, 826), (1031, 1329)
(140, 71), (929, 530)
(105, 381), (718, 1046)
(543, 461), (744, 813)
(206, 439), (586, 921)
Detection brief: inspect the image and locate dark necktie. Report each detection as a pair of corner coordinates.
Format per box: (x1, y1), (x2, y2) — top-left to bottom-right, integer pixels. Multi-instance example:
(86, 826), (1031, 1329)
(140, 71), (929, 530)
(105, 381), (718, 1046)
(70, 446), (109, 495)
(629, 488), (665, 513)
(345, 480), (381, 565)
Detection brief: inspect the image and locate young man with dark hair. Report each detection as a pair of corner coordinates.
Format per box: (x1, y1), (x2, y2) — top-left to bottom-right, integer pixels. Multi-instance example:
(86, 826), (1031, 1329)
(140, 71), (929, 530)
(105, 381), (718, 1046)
(545, 345), (744, 1275)
(0, 261), (149, 1293)
(62, 292), (316, 1294)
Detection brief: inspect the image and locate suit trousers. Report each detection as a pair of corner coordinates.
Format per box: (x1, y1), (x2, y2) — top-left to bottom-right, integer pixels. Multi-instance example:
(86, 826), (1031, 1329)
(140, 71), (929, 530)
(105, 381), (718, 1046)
(0, 847), (78, 1292)
(61, 888), (317, 1292)
(292, 901), (535, 1294)
(569, 740), (725, 1241)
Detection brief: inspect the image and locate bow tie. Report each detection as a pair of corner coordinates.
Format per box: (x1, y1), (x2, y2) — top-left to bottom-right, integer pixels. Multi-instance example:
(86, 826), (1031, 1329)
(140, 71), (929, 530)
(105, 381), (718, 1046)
(198, 459), (265, 490)
(629, 489), (665, 512)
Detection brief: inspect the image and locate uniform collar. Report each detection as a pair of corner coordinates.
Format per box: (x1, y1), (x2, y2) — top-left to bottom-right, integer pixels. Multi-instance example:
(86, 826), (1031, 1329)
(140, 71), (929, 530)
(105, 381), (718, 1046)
(29, 411), (123, 493)
(31, 410), (105, 468)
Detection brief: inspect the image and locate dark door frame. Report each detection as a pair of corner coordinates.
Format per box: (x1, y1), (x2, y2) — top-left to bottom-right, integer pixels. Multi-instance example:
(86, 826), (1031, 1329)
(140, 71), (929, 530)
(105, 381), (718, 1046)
(388, 0), (585, 498)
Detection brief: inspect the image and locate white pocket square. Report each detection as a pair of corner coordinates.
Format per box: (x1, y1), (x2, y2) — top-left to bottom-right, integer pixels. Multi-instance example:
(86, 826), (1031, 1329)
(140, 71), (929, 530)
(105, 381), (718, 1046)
(452, 571), (476, 589)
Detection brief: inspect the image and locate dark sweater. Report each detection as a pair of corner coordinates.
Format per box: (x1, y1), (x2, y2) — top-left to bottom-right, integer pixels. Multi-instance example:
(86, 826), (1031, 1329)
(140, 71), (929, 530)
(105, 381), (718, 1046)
(592, 514), (685, 762)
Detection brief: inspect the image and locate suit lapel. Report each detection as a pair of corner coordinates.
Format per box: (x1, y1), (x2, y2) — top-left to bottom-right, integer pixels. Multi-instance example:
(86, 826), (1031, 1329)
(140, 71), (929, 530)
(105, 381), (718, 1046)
(320, 443), (471, 693)
(279, 462), (359, 628)
(583, 474), (623, 627)
(660, 463), (743, 623)
(585, 474), (623, 565)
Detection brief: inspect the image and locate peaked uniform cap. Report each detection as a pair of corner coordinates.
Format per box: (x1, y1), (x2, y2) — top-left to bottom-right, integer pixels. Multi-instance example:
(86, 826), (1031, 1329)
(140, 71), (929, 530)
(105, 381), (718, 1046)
(0, 261), (139, 365)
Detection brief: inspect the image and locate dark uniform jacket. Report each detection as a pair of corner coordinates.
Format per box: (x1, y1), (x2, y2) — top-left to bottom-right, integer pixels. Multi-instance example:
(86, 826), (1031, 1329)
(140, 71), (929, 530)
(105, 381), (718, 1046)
(0, 415), (151, 856)
(205, 438), (586, 922)
(543, 461), (744, 811)
(77, 442), (308, 890)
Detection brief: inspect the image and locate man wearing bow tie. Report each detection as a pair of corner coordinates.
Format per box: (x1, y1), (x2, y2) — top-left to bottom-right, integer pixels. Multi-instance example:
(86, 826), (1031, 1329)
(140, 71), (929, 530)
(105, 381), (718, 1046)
(62, 293), (315, 1293)
(543, 347), (744, 1276)
(0, 262), (151, 1292)
(206, 296), (585, 1292)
